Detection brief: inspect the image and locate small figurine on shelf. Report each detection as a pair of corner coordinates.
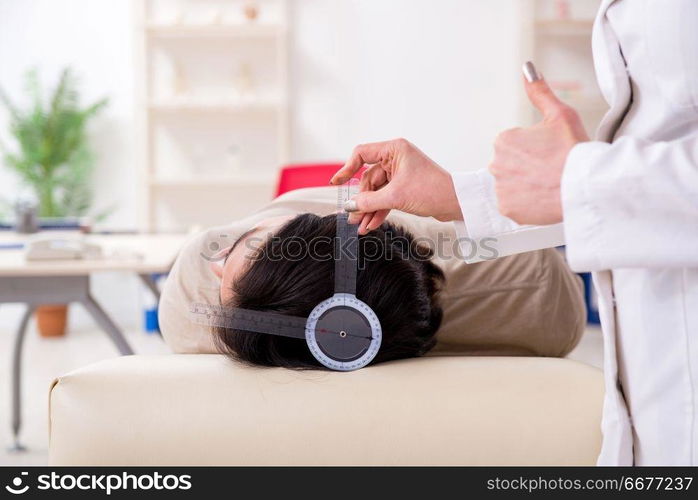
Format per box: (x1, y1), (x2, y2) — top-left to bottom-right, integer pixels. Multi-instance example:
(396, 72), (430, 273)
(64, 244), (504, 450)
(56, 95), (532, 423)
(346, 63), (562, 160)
(554, 0), (571, 20)
(211, 9), (225, 25)
(226, 143), (242, 173)
(234, 62), (255, 100)
(171, 8), (185, 25)
(173, 62), (189, 98)
(243, 1), (259, 22)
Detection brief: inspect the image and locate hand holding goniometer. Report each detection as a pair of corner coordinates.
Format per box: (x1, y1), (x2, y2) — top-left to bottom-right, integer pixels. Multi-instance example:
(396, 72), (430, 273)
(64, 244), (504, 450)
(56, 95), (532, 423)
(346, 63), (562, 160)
(330, 139), (463, 234)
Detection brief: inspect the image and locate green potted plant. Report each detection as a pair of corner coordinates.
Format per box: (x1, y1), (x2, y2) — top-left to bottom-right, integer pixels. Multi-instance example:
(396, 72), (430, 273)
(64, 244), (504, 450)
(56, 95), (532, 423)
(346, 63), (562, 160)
(0, 68), (108, 337)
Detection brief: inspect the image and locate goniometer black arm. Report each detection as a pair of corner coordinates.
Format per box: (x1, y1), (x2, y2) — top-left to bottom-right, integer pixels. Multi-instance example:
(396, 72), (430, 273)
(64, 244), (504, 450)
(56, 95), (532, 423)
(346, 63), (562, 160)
(334, 212), (359, 295)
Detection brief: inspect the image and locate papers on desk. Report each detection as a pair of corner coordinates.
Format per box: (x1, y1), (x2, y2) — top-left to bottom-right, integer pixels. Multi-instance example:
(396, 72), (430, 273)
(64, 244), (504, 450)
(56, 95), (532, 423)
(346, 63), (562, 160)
(24, 234), (103, 261)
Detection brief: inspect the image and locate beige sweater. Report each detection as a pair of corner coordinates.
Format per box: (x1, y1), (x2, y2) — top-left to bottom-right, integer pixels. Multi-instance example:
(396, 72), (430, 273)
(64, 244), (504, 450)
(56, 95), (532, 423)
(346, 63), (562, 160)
(159, 187), (586, 357)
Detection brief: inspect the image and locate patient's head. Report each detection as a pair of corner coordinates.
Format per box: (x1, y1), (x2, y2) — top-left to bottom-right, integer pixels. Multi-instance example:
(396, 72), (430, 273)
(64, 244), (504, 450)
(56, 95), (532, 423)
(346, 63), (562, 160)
(212, 213), (445, 369)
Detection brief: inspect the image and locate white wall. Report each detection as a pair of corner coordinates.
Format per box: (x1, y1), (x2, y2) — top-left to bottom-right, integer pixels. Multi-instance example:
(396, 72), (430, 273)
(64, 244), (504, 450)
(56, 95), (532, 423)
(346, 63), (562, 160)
(0, 0), (137, 228)
(0, 0), (525, 330)
(289, 0), (524, 172)
(1, 0), (525, 228)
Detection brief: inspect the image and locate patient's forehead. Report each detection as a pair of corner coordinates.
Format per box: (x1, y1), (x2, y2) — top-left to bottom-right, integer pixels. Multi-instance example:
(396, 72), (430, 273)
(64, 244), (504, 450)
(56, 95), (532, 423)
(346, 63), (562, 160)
(215, 215), (295, 303)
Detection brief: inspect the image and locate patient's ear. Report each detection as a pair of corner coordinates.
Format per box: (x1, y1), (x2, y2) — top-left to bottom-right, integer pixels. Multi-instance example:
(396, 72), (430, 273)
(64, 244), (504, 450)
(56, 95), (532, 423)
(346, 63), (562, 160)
(209, 262), (224, 279)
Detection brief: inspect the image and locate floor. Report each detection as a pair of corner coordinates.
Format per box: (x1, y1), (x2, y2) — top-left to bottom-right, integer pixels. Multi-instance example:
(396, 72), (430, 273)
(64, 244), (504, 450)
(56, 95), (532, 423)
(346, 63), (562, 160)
(0, 312), (169, 466)
(0, 311), (603, 466)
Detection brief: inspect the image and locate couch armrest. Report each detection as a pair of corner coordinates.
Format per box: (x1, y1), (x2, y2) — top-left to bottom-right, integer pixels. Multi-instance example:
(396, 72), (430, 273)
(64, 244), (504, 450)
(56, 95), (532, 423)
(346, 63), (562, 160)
(49, 355), (602, 465)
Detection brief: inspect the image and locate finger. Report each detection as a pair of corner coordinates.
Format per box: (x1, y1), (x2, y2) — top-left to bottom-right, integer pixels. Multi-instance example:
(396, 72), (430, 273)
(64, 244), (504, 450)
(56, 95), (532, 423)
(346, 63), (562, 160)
(521, 61), (565, 119)
(346, 165), (388, 226)
(348, 211), (365, 224)
(330, 140), (394, 185)
(358, 213), (373, 235)
(360, 163), (388, 191)
(344, 187), (393, 214)
(364, 209), (390, 232)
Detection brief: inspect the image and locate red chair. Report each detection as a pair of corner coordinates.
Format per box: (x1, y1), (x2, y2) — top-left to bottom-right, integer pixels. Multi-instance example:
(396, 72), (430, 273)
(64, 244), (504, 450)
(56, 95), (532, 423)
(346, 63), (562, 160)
(274, 163), (365, 197)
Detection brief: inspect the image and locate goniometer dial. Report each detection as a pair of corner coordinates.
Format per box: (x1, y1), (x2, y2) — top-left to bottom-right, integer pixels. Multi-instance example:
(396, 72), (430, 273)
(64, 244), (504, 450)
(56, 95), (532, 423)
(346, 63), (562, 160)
(305, 293), (382, 371)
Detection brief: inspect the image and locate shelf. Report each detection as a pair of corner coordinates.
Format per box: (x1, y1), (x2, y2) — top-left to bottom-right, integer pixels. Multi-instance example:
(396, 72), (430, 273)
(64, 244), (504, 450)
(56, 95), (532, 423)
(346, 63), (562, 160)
(146, 24), (284, 39)
(138, 0), (290, 231)
(148, 100), (282, 114)
(149, 174), (278, 189)
(535, 19), (594, 37)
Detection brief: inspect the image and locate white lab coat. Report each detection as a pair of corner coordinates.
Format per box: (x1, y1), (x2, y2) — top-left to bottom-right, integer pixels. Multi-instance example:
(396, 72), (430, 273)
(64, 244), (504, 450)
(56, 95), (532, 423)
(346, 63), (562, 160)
(451, 0), (698, 465)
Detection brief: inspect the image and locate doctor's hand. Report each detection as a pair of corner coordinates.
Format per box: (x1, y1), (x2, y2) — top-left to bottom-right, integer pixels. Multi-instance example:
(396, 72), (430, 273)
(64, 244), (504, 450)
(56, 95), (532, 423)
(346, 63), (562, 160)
(489, 63), (590, 225)
(330, 138), (462, 234)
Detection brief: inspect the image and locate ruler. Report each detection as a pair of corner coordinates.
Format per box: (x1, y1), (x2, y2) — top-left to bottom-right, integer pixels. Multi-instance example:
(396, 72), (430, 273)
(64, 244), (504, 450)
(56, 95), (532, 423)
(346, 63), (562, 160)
(189, 302), (307, 339)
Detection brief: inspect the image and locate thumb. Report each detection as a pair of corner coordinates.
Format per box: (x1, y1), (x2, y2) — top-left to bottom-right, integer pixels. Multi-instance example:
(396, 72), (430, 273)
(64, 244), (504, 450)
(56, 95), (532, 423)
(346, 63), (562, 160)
(344, 188), (393, 214)
(522, 61), (565, 119)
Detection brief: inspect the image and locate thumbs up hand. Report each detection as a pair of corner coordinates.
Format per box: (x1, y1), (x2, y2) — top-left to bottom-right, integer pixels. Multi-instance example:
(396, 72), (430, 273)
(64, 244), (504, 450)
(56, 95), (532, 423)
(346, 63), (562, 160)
(489, 61), (590, 225)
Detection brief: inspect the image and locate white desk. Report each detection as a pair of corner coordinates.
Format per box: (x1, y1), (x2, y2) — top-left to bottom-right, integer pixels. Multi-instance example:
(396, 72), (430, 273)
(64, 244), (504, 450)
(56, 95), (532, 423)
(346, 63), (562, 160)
(0, 232), (189, 451)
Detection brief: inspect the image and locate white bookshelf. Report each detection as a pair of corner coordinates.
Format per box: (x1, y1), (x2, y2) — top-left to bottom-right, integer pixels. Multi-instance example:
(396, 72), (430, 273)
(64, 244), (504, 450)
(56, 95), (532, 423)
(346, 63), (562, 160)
(134, 0), (289, 232)
(146, 23), (285, 38)
(519, 0), (607, 132)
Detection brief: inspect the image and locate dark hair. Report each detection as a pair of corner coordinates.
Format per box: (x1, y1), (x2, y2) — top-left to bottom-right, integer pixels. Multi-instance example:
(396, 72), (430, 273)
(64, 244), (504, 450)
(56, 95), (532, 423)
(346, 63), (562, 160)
(214, 213), (444, 369)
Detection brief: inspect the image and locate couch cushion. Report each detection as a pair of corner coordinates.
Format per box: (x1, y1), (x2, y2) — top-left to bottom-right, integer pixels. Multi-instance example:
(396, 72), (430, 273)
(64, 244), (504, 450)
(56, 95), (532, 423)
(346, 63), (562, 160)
(49, 354), (602, 465)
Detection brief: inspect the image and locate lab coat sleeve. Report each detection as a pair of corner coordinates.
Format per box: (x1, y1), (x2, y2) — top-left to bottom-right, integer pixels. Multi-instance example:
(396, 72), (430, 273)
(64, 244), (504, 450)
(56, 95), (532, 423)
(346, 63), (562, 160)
(450, 169), (565, 263)
(562, 135), (698, 271)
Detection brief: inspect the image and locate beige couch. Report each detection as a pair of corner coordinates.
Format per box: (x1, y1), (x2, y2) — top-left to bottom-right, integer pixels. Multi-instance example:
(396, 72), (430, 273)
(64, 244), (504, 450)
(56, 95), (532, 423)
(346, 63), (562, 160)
(48, 354), (603, 465)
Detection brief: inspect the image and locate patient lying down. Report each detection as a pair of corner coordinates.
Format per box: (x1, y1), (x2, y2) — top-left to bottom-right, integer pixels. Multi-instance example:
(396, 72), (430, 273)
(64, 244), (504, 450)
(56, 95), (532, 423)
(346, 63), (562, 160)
(211, 213), (444, 368)
(159, 187), (586, 369)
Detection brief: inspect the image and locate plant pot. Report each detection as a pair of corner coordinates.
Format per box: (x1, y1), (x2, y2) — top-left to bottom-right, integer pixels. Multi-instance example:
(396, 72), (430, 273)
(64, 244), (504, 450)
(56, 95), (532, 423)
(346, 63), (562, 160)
(36, 304), (69, 337)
